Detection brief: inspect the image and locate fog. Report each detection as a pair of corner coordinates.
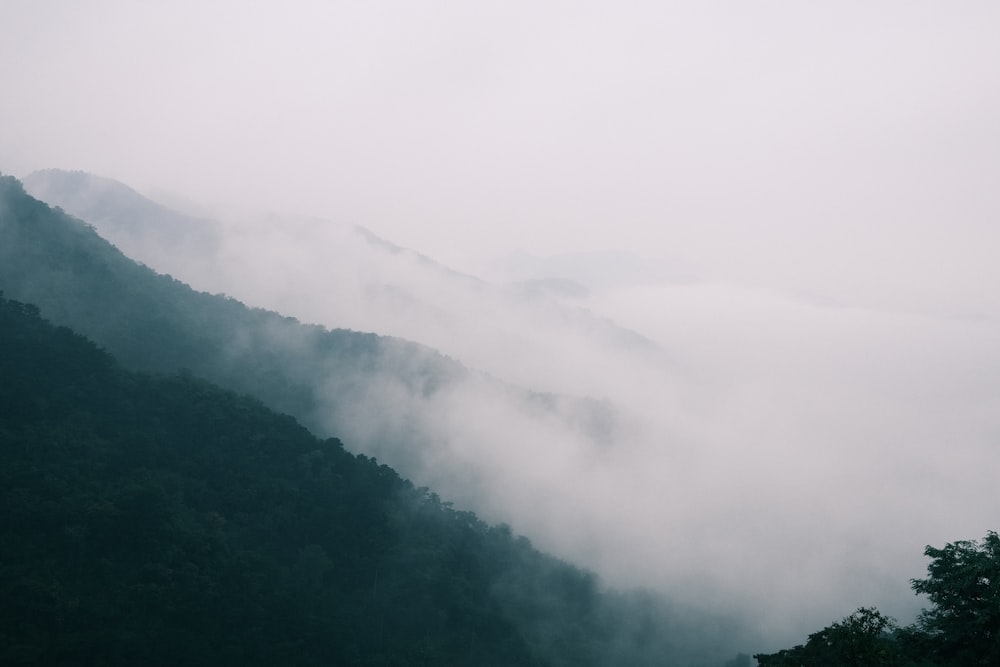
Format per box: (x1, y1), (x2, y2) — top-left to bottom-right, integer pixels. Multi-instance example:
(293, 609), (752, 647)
(5, 0), (1000, 652)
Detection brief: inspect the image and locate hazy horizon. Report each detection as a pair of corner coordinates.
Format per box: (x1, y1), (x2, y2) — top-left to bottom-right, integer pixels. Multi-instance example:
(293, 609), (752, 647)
(4, 1), (1000, 654)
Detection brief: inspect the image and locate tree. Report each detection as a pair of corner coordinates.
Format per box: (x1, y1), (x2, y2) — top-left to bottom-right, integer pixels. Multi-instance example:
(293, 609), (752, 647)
(753, 532), (1000, 667)
(755, 607), (901, 667)
(910, 531), (1000, 666)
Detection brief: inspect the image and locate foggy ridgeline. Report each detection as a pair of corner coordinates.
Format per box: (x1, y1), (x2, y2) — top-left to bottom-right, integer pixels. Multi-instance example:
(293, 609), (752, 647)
(11, 170), (634, 492)
(2, 290), (738, 666)
(2, 173), (997, 666)
(0, 172), (749, 665)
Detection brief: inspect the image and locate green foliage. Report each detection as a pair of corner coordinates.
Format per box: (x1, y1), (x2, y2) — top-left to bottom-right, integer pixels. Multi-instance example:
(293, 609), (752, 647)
(755, 607), (902, 667)
(755, 532), (1000, 667)
(0, 293), (532, 664)
(910, 532), (1000, 666)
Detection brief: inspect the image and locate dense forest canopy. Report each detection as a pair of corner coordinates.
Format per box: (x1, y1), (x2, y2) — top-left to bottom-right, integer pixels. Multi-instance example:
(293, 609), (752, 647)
(0, 290), (748, 664)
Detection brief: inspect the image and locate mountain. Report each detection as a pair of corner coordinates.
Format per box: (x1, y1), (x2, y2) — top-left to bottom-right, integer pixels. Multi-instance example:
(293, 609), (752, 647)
(2, 174), (633, 545)
(0, 291), (747, 666)
(8, 169), (667, 546)
(21, 168), (664, 396)
(8, 171), (639, 467)
(0, 173), (758, 660)
(21, 169), (222, 278)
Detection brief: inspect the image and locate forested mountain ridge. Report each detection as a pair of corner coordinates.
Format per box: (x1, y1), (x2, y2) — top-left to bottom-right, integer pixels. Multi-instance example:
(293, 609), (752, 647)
(1, 292), (511, 665)
(21, 168), (662, 390)
(0, 173), (624, 480)
(0, 174), (757, 662)
(21, 168), (222, 266)
(0, 293), (745, 665)
(0, 173), (453, 426)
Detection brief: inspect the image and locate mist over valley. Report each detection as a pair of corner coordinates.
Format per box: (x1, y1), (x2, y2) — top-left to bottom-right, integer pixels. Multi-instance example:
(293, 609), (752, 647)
(3, 3), (999, 662)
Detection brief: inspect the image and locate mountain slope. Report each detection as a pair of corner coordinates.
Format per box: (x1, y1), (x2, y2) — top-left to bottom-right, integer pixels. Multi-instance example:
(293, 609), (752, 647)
(21, 168), (222, 275)
(6, 287), (766, 666)
(0, 174), (755, 661)
(21, 168), (664, 396)
(4, 292), (733, 666)
(0, 173), (638, 503)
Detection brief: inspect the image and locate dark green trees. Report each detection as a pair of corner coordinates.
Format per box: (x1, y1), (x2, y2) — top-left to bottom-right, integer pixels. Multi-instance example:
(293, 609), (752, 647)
(755, 532), (1000, 666)
(910, 531), (1000, 666)
(755, 607), (901, 667)
(0, 292), (540, 665)
(0, 292), (753, 665)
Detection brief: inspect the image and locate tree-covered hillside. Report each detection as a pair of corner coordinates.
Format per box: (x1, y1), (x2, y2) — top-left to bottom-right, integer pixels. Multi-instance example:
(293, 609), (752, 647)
(0, 293), (517, 665)
(0, 293), (745, 665)
(21, 168), (222, 269)
(0, 177), (748, 665)
(0, 173), (619, 483)
(0, 173), (433, 429)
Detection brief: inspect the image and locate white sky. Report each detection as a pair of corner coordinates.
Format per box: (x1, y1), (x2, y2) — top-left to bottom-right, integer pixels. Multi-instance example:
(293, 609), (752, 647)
(3, 1), (1000, 318)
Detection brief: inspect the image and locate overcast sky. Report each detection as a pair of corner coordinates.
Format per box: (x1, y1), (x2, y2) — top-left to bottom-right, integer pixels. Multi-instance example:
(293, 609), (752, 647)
(4, 1), (1000, 649)
(3, 0), (1000, 317)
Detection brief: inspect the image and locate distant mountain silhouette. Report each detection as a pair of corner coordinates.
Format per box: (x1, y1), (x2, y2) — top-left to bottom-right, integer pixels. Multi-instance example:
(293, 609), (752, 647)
(22, 169), (222, 273)
(0, 290), (753, 666)
(22, 169), (664, 391)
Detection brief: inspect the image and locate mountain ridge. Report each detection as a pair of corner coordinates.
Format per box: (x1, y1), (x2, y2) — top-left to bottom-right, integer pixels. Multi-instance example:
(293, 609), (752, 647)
(0, 175), (754, 664)
(21, 168), (665, 393)
(0, 290), (746, 666)
(0, 173), (645, 552)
